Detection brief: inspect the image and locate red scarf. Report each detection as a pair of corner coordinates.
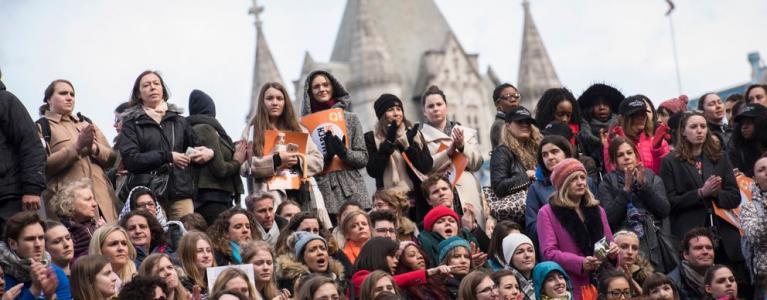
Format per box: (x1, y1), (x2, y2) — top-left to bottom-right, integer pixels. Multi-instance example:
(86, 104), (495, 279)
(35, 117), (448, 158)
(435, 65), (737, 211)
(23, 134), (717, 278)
(311, 98), (338, 113)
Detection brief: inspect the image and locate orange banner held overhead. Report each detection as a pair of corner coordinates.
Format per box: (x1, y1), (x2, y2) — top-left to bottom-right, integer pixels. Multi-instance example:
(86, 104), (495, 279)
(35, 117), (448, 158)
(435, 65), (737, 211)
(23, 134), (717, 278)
(301, 108), (351, 173)
(263, 130), (308, 190)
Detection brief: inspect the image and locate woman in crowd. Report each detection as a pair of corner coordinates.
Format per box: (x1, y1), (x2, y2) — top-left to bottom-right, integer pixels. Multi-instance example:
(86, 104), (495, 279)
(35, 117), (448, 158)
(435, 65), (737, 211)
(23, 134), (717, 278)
(532, 261), (573, 300)
(242, 82), (323, 205)
(438, 236), (475, 298)
(89, 224), (137, 287)
(395, 241), (451, 300)
(502, 233), (536, 300)
(371, 189), (417, 242)
(599, 137), (671, 271)
(71, 254), (119, 300)
(536, 158), (617, 300)
(119, 186), (169, 228)
(50, 178), (103, 261)
(118, 70), (214, 220)
(275, 231), (345, 293)
(332, 201), (363, 248)
(417, 205), (481, 267)
(44, 220), (74, 276)
(742, 157), (767, 297)
(274, 211), (352, 274)
(604, 95), (670, 175)
(178, 231), (215, 298)
(276, 200), (301, 222)
(187, 89), (245, 225)
(576, 83), (624, 137)
(241, 240), (292, 300)
(486, 220), (521, 271)
(211, 268), (257, 299)
(340, 209), (371, 264)
(359, 270), (400, 300)
(38, 79), (119, 223)
(458, 270), (500, 300)
(419, 85), (486, 231)
(365, 93), (433, 219)
(491, 269), (523, 300)
(642, 272), (680, 300)
(598, 270), (633, 300)
(535, 88), (602, 167)
(207, 207), (261, 266)
(660, 112), (743, 271)
(300, 70), (370, 219)
(612, 230), (654, 293)
(657, 95), (688, 127)
(119, 210), (172, 265)
(293, 276), (341, 300)
(727, 103), (767, 176)
(138, 253), (191, 300)
(703, 265), (738, 300)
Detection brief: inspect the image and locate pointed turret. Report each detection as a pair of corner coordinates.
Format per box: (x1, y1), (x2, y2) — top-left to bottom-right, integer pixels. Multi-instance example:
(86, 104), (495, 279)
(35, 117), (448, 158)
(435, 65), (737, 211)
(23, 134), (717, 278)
(246, 0), (286, 122)
(346, 0), (399, 91)
(517, 0), (561, 110)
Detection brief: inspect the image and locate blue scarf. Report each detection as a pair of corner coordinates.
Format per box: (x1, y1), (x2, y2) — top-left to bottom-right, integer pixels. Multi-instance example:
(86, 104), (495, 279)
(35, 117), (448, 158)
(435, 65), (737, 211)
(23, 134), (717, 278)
(229, 241), (242, 264)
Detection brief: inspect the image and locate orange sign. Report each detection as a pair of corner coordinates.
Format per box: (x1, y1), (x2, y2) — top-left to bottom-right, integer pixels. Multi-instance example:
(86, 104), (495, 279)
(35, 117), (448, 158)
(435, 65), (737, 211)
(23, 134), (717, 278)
(437, 143), (468, 187)
(713, 172), (752, 235)
(301, 108), (351, 173)
(263, 130), (308, 190)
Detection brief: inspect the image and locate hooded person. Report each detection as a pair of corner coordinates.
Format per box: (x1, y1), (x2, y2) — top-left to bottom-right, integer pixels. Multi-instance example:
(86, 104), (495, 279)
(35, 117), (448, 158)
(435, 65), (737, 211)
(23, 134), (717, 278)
(532, 261), (573, 300)
(577, 83), (625, 137)
(274, 231), (345, 294)
(299, 70), (369, 215)
(187, 89), (244, 225)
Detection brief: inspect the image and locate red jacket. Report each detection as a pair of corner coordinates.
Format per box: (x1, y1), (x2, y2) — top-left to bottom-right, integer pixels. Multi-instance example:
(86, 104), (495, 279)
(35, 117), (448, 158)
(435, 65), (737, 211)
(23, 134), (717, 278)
(351, 269), (427, 296)
(604, 132), (669, 174)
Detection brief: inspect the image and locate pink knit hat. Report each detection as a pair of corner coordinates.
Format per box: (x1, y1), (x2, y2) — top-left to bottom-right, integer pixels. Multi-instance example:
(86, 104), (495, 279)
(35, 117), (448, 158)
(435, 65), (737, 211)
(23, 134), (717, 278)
(550, 158), (587, 190)
(659, 95), (689, 114)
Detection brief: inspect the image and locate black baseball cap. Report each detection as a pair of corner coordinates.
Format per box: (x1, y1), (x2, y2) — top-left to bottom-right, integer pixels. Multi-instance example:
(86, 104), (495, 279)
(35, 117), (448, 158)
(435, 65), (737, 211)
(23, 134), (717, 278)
(619, 97), (647, 116)
(504, 106), (536, 125)
(734, 103), (767, 123)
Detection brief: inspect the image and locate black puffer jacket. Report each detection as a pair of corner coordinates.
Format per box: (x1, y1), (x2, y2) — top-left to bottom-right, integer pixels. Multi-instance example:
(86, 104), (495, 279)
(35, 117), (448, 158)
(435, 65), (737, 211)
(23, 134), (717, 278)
(0, 80), (46, 203)
(117, 104), (200, 201)
(490, 145), (531, 197)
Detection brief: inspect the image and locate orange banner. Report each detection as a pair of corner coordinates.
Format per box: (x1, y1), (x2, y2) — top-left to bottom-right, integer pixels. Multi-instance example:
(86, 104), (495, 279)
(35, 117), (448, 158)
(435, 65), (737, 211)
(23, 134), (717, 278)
(301, 108), (351, 173)
(264, 130), (308, 190)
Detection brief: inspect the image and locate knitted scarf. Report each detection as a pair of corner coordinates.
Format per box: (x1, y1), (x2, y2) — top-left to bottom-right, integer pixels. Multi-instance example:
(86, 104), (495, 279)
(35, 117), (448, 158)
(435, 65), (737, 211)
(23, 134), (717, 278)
(681, 260), (706, 296)
(143, 101), (168, 124)
(310, 98), (338, 113)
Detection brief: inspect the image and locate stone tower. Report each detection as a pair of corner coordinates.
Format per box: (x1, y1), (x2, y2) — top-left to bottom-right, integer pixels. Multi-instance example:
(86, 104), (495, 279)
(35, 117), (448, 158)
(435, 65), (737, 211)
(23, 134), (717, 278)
(517, 0), (561, 111)
(246, 0), (286, 123)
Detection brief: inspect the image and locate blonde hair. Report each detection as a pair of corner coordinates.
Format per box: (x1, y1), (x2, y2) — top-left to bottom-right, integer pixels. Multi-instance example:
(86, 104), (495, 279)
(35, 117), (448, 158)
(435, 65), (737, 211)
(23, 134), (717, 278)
(178, 231), (216, 290)
(500, 123), (542, 170)
(51, 178), (93, 219)
(241, 241), (279, 299)
(138, 253), (190, 300)
(340, 210), (371, 239)
(88, 224), (137, 284)
(552, 171), (599, 209)
(211, 268), (257, 299)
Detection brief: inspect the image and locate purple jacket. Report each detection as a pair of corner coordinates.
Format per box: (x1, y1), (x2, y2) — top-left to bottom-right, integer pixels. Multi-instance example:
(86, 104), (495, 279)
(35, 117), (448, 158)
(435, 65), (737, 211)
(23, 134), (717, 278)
(536, 204), (614, 300)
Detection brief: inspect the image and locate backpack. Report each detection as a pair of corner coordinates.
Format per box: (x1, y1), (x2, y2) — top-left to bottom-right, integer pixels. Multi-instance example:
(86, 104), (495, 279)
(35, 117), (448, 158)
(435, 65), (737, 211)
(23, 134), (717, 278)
(36, 112), (92, 155)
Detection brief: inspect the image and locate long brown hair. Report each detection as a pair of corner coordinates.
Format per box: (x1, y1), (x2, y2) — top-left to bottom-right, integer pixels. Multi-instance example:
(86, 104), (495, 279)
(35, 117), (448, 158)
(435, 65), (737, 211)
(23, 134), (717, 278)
(71, 254), (111, 300)
(249, 82), (302, 156)
(241, 241), (279, 299)
(129, 70), (170, 107)
(674, 112), (722, 164)
(138, 253), (189, 300)
(457, 270), (490, 300)
(178, 231), (216, 290)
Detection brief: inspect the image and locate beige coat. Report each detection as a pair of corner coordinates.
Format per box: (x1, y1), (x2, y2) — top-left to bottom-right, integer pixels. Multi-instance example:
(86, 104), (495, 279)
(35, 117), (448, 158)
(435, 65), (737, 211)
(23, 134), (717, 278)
(420, 122), (489, 229)
(39, 111), (118, 223)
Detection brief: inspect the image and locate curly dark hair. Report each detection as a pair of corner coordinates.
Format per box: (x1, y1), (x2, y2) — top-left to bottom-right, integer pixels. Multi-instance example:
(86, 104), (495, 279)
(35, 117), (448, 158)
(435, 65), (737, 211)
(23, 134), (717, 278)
(207, 208), (261, 257)
(534, 87), (582, 126)
(119, 210), (167, 250)
(117, 275), (168, 300)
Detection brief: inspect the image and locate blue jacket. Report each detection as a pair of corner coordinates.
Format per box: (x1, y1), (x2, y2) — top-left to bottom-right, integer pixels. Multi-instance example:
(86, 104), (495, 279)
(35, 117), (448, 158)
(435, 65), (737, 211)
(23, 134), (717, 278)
(532, 261), (572, 300)
(5, 264), (71, 300)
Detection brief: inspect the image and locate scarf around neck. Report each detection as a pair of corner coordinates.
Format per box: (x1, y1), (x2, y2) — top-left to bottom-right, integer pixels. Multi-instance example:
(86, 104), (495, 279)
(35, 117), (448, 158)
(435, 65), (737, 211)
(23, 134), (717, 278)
(143, 101), (169, 124)
(310, 98), (338, 113)
(681, 260), (706, 296)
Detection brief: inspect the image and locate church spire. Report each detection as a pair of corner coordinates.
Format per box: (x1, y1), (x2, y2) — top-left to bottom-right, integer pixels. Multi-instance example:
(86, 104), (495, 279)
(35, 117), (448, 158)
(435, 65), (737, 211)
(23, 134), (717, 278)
(347, 0), (399, 90)
(246, 0), (285, 122)
(517, 0), (561, 110)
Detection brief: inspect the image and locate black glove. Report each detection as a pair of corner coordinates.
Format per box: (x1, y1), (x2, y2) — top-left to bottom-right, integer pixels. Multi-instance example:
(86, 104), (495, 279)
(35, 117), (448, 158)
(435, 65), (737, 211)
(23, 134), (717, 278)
(322, 132), (336, 164)
(332, 135), (348, 158)
(405, 126), (418, 146)
(386, 121), (398, 143)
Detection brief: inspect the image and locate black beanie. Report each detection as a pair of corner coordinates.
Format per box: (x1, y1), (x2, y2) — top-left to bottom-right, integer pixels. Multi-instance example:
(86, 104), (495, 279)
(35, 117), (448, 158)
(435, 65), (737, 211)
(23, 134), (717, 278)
(374, 94), (403, 119)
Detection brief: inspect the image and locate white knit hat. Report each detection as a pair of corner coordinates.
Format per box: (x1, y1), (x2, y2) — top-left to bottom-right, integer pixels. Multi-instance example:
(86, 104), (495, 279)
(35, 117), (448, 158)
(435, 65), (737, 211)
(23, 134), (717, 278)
(502, 233), (534, 267)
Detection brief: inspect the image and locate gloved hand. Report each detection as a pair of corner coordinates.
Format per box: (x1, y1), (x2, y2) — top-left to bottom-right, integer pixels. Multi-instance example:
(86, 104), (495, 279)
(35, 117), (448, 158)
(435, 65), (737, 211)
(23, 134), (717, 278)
(322, 132), (336, 164)
(329, 135), (347, 158)
(652, 123), (670, 149)
(386, 121), (399, 143)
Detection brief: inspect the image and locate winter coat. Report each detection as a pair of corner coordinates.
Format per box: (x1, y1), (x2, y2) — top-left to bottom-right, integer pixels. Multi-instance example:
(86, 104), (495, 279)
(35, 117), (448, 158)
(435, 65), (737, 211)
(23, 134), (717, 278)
(740, 185), (767, 281)
(0, 242), (72, 300)
(667, 264), (704, 300)
(490, 112), (505, 150)
(708, 121), (731, 150)
(525, 166), (597, 252)
(490, 145), (531, 197)
(604, 132), (669, 175)
(417, 229), (478, 268)
(0, 80), (46, 207)
(727, 139), (762, 177)
(39, 110), (118, 223)
(187, 91), (244, 201)
(659, 153), (743, 262)
(299, 70), (369, 213)
(419, 121), (486, 230)
(275, 253), (345, 294)
(536, 204), (614, 300)
(117, 103), (200, 201)
(60, 217), (97, 262)
(351, 269), (427, 297)
(598, 169), (670, 230)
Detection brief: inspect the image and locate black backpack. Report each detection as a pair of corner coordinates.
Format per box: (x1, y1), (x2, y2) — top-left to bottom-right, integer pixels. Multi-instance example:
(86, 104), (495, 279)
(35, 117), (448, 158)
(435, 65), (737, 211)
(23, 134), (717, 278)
(36, 112), (92, 155)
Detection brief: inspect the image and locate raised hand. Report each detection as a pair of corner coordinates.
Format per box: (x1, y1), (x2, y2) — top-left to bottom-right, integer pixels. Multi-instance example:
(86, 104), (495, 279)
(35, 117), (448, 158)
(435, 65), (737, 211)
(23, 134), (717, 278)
(652, 122), (670, 149)
(386, 121), (398, 143)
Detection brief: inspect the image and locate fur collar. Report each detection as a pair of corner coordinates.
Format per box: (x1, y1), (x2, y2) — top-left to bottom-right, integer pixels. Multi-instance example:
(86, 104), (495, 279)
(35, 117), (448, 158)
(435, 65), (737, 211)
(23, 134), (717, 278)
(550, 204), (604, 256)
(275, 253), (344, 282)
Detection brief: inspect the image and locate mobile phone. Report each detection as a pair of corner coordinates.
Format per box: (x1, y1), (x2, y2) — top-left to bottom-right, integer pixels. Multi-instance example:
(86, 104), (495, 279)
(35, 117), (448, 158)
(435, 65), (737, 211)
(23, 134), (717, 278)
(287, 143), (299, 153)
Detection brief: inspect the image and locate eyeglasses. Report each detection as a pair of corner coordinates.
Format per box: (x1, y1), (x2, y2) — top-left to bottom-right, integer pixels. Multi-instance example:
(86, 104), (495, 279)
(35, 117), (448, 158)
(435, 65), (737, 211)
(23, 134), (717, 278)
(498, 93), (521, 101)
(135, 202), (156, 209)
(478, 284), (498, 294)
(375, 228), (397, 234)
(607, 289), (631, 299)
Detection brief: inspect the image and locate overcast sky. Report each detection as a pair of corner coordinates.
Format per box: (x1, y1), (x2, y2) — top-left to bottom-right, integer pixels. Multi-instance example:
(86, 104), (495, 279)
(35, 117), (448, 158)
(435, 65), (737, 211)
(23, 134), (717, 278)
(1, 0), (765, 142)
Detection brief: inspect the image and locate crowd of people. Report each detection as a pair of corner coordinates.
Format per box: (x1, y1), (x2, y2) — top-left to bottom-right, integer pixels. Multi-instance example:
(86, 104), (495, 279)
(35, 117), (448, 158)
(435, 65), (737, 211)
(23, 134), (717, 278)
(1, 66), (767, 300)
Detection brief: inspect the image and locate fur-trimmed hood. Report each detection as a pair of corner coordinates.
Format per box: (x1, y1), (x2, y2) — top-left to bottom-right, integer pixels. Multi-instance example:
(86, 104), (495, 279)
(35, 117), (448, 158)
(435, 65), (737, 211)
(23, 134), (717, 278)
(122, 102), (185, 123)
(275, 253), (344, 283)
(300, 70), (351, 116)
